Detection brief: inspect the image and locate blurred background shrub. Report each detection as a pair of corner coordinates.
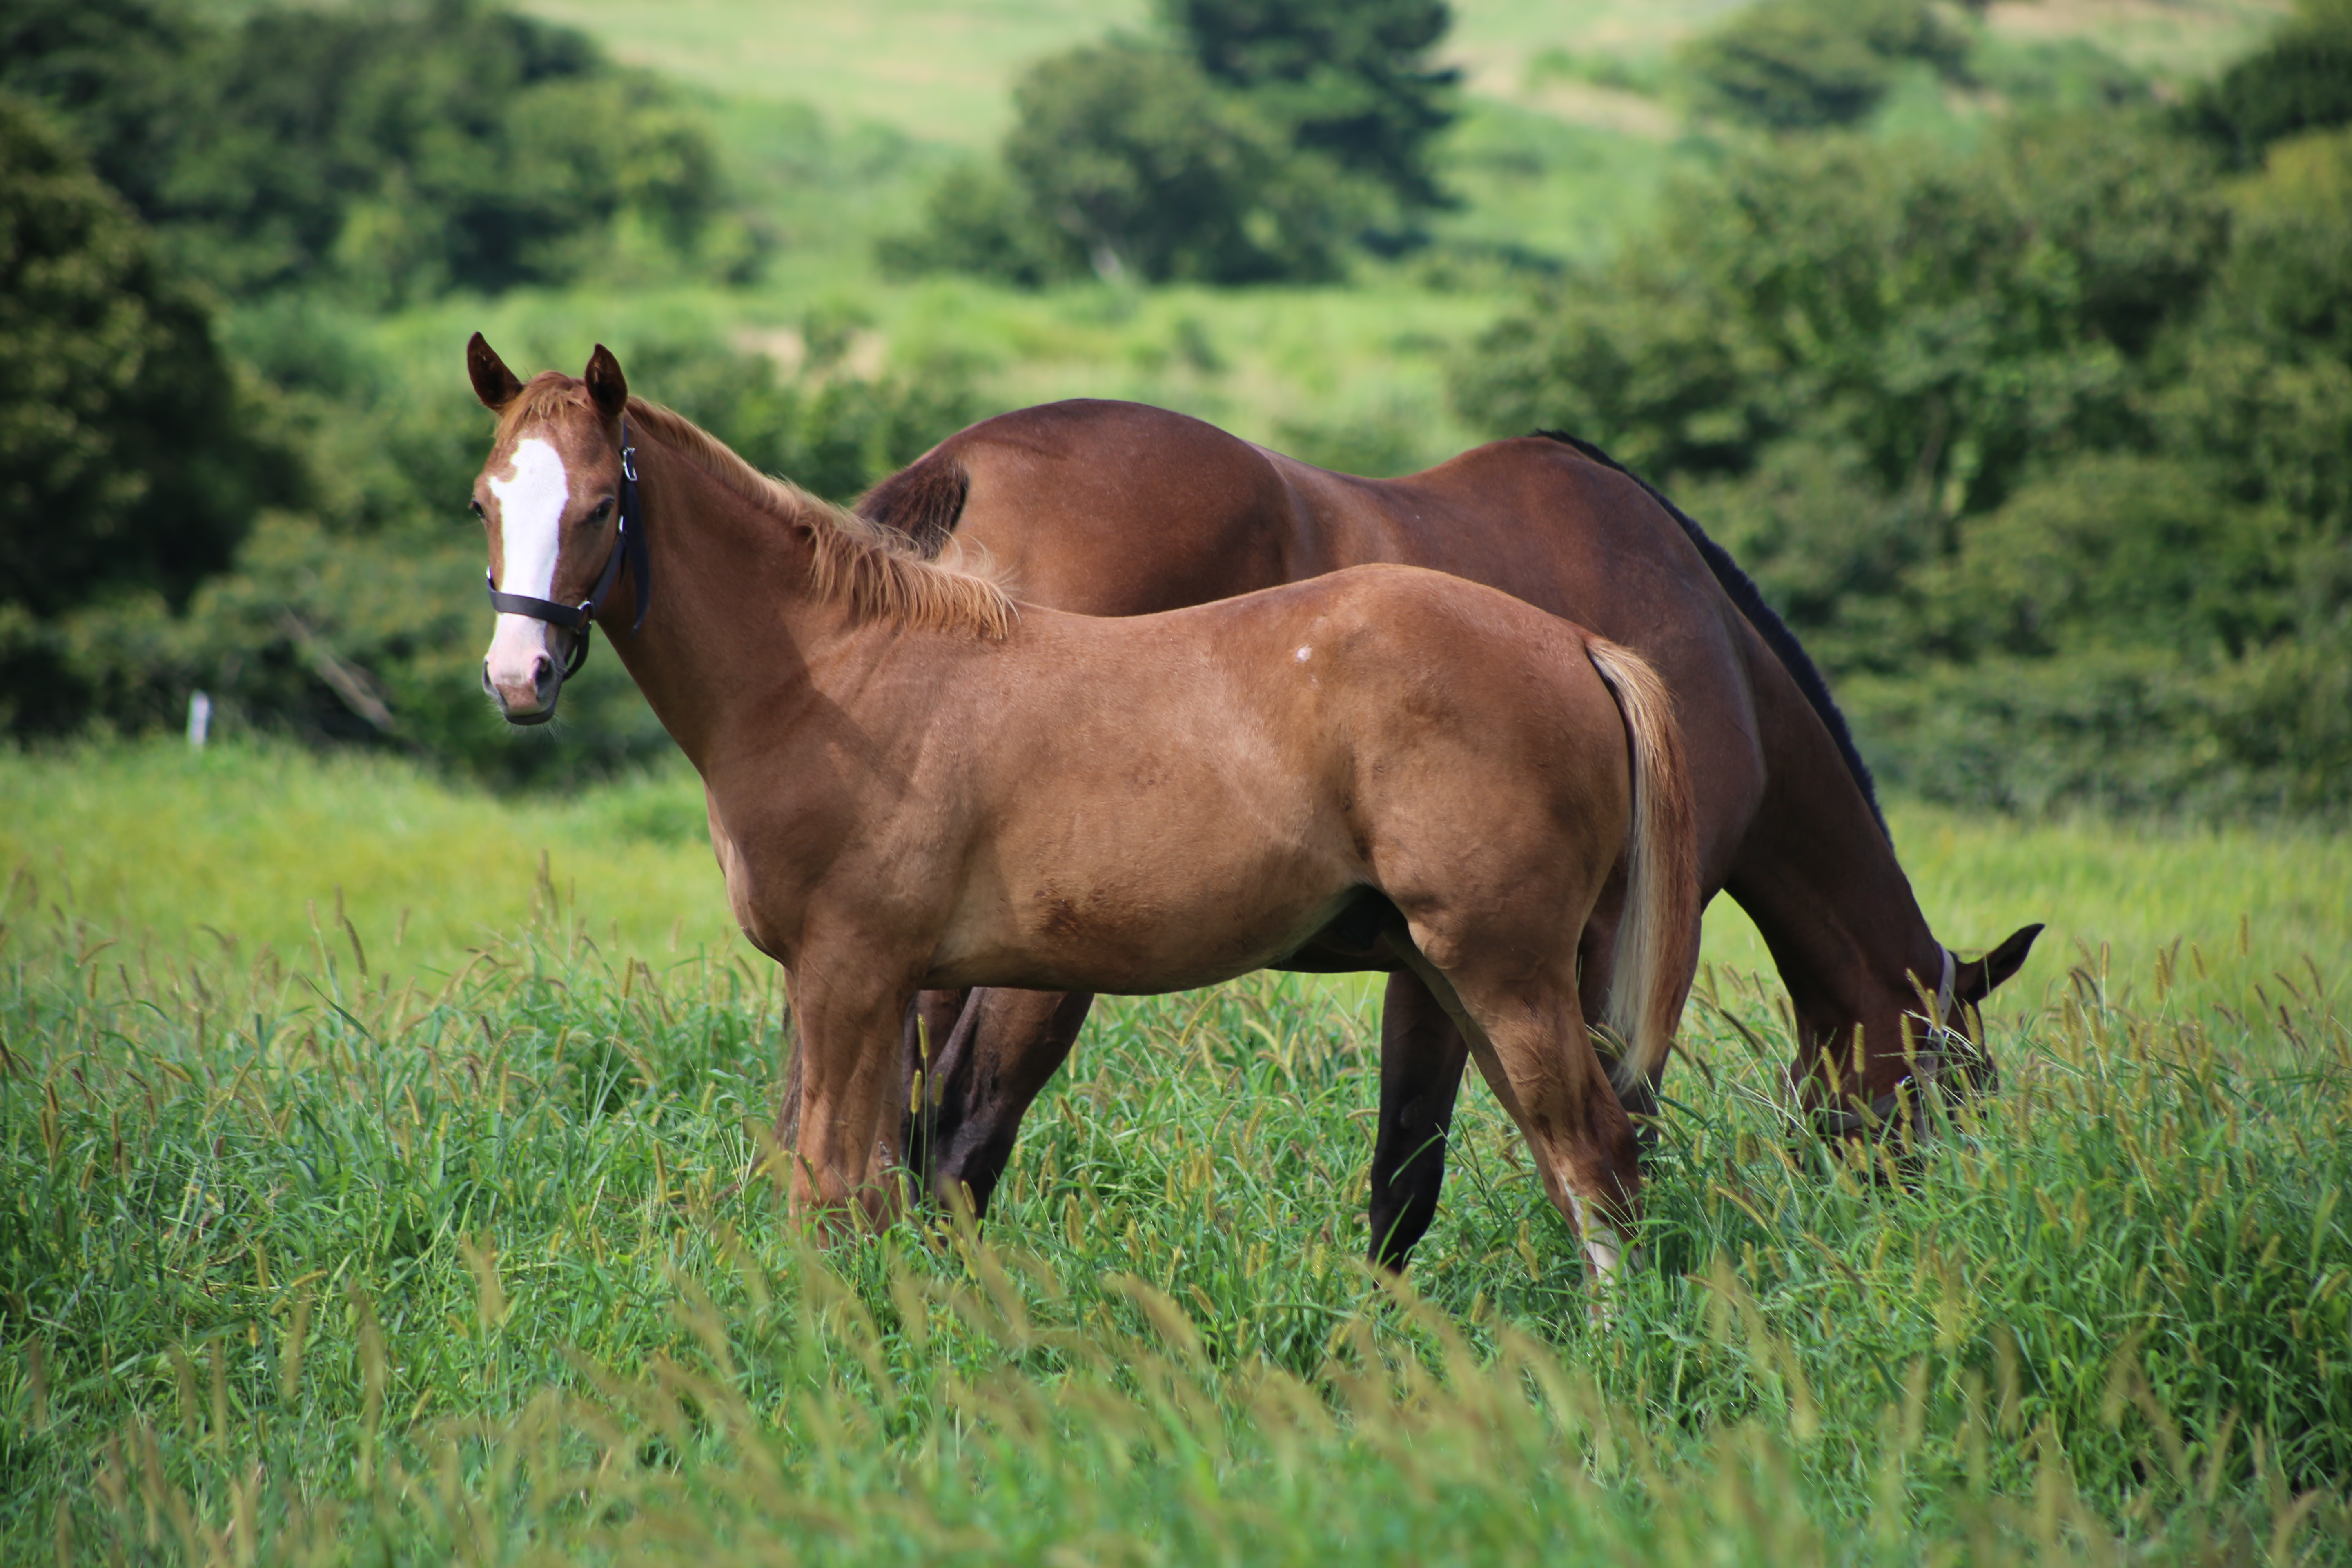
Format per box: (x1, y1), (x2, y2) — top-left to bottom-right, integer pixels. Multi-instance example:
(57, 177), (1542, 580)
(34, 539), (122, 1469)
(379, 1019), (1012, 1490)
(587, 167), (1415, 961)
(1453, 0), (2352, 817)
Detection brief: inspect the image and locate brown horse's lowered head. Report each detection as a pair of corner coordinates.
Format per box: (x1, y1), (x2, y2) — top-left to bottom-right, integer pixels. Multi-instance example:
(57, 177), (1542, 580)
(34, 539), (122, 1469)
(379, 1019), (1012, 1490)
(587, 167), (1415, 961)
(465, 334), (635, 725)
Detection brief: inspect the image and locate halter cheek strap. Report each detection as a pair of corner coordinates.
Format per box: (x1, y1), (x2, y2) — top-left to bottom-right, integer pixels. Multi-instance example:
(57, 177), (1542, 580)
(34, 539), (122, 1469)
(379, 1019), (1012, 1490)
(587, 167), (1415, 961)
(1929, 945), (1956, 1047)
(485, 417), (650, 678)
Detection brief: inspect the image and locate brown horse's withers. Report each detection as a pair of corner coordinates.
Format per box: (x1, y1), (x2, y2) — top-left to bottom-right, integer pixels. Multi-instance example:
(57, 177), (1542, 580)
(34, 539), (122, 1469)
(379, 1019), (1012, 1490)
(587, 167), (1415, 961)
(846, 400), (2041, 1265)
(465, 340), (1702, 1292)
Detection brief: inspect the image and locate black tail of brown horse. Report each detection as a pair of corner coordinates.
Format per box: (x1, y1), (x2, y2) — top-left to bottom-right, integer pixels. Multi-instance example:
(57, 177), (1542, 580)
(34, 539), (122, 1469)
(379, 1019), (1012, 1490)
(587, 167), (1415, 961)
(1583, 636), (1700, 1097)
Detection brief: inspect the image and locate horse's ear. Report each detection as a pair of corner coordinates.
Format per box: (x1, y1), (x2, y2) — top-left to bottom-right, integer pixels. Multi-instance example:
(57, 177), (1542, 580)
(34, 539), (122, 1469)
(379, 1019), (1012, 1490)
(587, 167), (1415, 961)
(468, 332), (523, 410)
(1956, 923), (2044, 1004)
(584, 343), (628, 420)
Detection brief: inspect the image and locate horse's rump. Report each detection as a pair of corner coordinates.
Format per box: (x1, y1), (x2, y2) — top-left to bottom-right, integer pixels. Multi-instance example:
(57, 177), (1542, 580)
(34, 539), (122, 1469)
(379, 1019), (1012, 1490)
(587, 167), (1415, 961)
(860, 450), (970, 558)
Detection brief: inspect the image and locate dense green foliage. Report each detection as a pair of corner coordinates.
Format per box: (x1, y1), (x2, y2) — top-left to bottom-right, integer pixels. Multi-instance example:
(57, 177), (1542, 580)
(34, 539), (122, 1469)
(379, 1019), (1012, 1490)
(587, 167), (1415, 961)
(1, 744), (2347, 1561)
(1678, 0), (1973, 131)
(0, 0), (752, 303)
(1161, 0), (1457, 218)
(0, 0), (769, 751)
(1000, 38), (1360, 285)
(0, 0), (966, 768)
(1456, 20), (2352, 817)
(0, 95), (285, 732)
(2183, 0), (2352, 167)
(889, 0), (1457, 284)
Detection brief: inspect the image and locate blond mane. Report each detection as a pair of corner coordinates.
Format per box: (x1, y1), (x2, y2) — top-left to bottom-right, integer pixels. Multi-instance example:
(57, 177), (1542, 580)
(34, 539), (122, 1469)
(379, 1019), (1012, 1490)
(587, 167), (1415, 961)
(498, 372), (1015, 640)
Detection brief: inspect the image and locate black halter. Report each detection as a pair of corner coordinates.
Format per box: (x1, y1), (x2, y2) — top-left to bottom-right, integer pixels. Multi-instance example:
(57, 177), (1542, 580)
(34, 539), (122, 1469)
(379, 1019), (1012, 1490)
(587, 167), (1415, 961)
(485, 416), (650, 678)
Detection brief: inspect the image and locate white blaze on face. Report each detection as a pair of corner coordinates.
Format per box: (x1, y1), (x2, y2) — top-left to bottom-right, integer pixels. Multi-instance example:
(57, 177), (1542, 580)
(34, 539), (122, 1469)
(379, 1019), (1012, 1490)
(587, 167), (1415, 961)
(484, 437), (573, 704)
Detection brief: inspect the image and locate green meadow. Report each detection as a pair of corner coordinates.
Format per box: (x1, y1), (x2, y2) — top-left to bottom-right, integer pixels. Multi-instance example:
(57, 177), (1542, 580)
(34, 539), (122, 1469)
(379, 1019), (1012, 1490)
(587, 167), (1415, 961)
(3, 742), (2348, 1561)
(6, 741), (2343, 1007)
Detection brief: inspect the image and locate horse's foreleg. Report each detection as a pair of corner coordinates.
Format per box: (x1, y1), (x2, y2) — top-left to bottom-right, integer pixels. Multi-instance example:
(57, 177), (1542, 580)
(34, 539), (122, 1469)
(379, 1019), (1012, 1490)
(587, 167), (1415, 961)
(784, 980), (916, 1234)
(909, 988), (1094, 1215)
(1366, 970), (1469, 1272)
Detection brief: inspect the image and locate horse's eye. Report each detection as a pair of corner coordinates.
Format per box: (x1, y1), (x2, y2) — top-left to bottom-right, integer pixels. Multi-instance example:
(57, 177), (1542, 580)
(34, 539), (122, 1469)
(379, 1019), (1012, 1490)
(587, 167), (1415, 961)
(468, 499), (485, 522)
(587, 498), (615, 525)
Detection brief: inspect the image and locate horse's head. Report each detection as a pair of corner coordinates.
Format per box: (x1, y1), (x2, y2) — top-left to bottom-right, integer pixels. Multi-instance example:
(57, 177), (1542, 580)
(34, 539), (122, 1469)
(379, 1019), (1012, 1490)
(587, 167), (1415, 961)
(1907, 922), (2045, 1102)
(466, 334), (644, 725)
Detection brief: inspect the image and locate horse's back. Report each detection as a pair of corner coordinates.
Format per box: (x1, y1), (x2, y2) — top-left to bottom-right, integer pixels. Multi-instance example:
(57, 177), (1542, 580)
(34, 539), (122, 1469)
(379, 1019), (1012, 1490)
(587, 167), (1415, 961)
(885, 400), (1770, 887)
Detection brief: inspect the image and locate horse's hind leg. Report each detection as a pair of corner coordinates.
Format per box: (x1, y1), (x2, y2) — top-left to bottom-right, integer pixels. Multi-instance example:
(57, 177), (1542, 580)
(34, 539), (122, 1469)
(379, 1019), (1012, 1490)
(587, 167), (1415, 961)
(899, 988), (970, 1192)
(1397, 946), (1643, 1291)
(905, 987), (1095, 1216)
(1367, 969), (1470, 1272)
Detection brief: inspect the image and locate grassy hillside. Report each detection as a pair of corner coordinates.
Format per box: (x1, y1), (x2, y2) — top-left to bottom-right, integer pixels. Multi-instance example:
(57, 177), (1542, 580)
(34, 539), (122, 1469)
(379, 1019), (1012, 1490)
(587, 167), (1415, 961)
(518, 0), (1152, 147)
(510, 0), (2296, 136)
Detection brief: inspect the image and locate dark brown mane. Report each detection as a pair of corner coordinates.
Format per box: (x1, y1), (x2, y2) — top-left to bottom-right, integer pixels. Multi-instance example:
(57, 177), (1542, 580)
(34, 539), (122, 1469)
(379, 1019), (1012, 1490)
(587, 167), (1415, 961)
(498, 372), (1014, 640)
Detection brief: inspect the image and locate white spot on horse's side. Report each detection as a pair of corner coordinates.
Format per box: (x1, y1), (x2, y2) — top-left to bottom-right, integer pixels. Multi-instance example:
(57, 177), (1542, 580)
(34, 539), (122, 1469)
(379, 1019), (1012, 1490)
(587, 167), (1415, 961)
(490, 438), (569, 599)
(1295, 646), (1311, 662)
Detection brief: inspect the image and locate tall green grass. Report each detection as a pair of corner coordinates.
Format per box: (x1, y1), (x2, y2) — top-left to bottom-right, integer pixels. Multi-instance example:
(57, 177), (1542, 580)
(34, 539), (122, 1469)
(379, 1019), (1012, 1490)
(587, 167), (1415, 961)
(2, 742), (2348, 1561)
(0, 743), (733, 976)
(9, 740), (2343, 1014)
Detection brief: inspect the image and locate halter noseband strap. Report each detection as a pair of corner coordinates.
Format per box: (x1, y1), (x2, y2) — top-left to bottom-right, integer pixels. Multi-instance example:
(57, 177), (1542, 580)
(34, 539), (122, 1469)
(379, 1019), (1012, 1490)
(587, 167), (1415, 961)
(1814, 946), (1964, 1138)
(1869, 946), (1962, 1129)
(484, 416), (650, 678)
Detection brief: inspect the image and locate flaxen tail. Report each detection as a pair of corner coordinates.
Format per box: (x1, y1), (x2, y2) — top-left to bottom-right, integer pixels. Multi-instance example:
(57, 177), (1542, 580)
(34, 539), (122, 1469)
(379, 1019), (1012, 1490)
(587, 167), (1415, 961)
(1582, 637), (1701, 1098)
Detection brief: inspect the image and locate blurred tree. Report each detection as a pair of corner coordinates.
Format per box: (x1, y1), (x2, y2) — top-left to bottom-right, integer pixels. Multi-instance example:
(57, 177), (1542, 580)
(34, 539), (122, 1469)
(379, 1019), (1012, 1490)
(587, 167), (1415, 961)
(1454, 96), (2352, 815)
(0, 0), (198, 215)
(1001, 39), (1360, 283)
(1159, 0), (1458, 220)
(876, 161), (1074, 288)
(1679, 0), (1971, 131)
(0, 94), (282, 732)
(2181, 0), (2352, 167)
(1455, 120), (2225, 564)
(890, 0), (1456, 285)
(2, 0), (747, 303)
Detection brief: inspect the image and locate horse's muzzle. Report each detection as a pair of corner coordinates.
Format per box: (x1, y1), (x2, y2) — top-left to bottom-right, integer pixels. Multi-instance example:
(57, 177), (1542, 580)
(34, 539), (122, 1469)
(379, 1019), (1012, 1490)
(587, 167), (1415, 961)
(484, 648), (562, 725)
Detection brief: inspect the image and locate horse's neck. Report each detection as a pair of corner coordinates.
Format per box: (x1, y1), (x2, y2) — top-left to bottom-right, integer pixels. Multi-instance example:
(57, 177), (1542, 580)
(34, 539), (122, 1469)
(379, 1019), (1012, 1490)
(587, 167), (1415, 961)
(1726, 714), (1943, 1089)
(606, 441), (851, 771)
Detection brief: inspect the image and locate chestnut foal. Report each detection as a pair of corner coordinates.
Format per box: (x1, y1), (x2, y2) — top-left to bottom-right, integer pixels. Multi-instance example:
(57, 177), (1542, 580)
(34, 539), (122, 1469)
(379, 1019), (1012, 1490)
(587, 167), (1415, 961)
(465, 339), (1700, 1287)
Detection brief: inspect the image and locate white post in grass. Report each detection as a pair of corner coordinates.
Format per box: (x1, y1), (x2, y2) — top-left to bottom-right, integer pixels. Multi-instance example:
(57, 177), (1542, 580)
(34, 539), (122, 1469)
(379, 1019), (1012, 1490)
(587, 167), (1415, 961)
(187, 690), (212, 749)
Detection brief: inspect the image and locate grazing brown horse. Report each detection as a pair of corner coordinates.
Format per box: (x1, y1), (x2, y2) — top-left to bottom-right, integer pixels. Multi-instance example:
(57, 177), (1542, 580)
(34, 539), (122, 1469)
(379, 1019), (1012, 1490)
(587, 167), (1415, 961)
(845, 399), (2042, 1265)
(464, 339), (1702, 1286)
